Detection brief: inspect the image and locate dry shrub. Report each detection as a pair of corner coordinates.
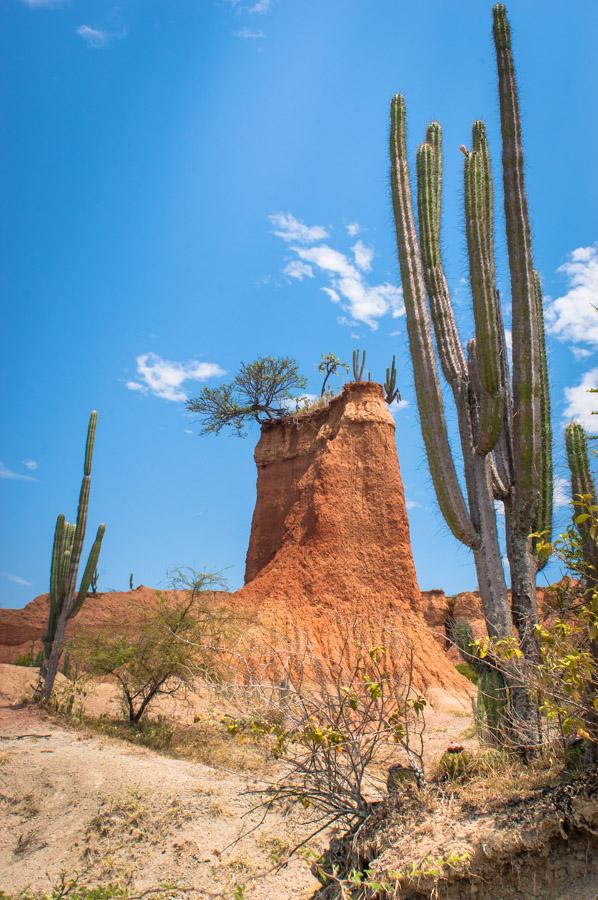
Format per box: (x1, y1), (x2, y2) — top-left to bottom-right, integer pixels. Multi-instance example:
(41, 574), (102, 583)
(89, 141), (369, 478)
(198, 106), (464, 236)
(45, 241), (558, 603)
(220, 624), (428, 849)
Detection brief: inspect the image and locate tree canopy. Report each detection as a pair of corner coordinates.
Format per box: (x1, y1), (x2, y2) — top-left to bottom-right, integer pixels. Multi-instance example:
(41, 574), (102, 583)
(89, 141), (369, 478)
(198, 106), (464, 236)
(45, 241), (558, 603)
(186, 356), (307, 436)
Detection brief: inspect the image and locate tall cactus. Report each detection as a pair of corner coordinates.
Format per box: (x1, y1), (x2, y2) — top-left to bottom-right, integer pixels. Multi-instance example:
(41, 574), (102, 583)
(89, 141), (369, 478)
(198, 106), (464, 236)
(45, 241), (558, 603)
(566, 423), (598, 577)
(389, 5), (552, 736)
(40, 412), (105, 700)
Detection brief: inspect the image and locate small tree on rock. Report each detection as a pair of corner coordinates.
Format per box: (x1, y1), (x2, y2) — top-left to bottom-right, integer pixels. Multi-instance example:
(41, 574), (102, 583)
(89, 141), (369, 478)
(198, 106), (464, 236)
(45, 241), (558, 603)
(318, 353), (349, 397)
(186, 356), (307, 436)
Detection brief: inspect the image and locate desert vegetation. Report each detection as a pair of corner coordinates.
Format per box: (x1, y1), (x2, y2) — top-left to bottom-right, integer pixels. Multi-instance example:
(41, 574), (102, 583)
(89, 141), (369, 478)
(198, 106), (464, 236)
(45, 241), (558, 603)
(1, 2), (596, 899)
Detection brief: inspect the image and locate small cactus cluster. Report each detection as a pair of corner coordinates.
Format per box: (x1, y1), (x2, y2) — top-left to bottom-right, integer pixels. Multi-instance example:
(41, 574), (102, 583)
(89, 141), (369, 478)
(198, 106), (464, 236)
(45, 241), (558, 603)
(389, 5), (550, 706)
(352, 349), (366, 382)
(40, 412), (105, 700)
(384, 355), (400, 405)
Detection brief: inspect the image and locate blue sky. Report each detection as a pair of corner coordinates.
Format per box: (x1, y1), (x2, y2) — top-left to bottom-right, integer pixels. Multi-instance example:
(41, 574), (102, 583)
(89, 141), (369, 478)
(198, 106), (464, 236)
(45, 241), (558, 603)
(1, 0), (597, 608)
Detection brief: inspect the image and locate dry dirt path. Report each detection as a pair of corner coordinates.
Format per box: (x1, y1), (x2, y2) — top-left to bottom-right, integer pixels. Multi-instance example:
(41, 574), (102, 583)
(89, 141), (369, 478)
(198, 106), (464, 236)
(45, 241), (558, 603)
(0, 703), (322, 899)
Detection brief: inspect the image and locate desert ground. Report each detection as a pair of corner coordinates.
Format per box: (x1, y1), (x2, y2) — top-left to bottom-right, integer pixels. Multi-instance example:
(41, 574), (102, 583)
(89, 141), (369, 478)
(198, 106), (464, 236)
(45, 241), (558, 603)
(0, 666), (474, 899)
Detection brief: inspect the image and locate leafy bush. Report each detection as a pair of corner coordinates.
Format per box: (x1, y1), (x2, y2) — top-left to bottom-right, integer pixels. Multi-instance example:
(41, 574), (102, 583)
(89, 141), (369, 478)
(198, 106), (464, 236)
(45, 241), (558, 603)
(455, 662), (478, 685)
(74, 569), (234, 726)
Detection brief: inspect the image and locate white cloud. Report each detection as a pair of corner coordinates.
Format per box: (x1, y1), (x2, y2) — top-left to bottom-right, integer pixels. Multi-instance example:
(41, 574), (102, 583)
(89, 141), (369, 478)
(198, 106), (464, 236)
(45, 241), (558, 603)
(269, 212), (328, 244)
(571, 347), (592, 360)
(22, 459), (38, 471)
(346, 222), (360, 237)
(389, 330), (401, 337)
(292, 244), (404, 330)
(247, 0), (271, 11)
(234, 27), (265, 39)
(352, 240), (373, 272)
(553, 475), (570, 509)
(0, 462), (36, 482)
(322, 287), (341, 304)
(389, 397), (409, 416)
(546, 245), (598, 349)
(563, 367), (598, 433)
(405, 499), (421, 511)
(76, 25), (110, 47)
(226, 0), (272, 11)
(3, 572), (32, 587)
(19, 0), (63, 6)
(283, 259), (314, 280)
(272, 213), (403, 329)
(126, 352), (225, 402)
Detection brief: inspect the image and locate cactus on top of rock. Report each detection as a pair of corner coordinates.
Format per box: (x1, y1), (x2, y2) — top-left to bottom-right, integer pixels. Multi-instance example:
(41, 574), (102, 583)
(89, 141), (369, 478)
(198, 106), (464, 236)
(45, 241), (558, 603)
(384, 355), (400, 405)
(389, 4), (551, 740)
(39, 412), (105, 701)
(352, 349), (366, 382)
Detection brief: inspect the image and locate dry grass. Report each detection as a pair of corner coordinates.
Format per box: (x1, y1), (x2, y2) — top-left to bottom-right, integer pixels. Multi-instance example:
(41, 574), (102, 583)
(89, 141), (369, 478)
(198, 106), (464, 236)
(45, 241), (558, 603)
(59, 712), (268, 773)
(432, 747), (563, 812)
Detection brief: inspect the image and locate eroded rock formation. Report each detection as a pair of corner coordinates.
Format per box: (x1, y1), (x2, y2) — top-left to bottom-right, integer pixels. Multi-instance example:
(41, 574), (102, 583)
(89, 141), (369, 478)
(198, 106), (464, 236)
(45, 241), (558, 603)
(234, 382), (468, 693)
(0, 383), (471, 695)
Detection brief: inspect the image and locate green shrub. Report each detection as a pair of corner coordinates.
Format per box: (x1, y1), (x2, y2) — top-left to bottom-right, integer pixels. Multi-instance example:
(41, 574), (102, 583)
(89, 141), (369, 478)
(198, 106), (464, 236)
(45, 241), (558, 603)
(455, 662), (478, 685)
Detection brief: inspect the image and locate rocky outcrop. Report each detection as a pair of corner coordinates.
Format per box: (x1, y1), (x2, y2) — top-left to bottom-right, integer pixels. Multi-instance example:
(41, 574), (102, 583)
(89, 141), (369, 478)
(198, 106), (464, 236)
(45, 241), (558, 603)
(235, 382), (468, 693)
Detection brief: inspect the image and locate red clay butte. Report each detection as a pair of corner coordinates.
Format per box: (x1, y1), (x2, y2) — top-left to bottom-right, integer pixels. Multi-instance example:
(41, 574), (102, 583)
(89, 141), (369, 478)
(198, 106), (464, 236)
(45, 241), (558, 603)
(236, 381), (466, 693)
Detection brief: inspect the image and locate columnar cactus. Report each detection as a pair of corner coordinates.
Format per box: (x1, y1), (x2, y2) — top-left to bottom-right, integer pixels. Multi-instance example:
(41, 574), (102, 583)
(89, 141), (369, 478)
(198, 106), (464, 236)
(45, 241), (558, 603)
(352, 349), (366, 382)
(389, 5), (552, 734)
(40, 412), (105, 700)
(384, 355), (400, 405)
(566, 423), (598, 577)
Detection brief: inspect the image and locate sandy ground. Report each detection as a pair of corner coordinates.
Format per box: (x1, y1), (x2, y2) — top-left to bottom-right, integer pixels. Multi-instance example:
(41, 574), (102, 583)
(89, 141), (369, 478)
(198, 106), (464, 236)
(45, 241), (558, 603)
(0, 668), (475, 899)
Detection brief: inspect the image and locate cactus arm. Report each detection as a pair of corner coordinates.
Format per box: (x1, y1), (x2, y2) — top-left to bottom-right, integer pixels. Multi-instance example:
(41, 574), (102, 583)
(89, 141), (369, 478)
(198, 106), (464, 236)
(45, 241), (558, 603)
(416, 139), (467, 386)
(49, 515), (65, 613)
(64, 411), (97, 616)
(466, 333), (503, 457)
(489, 455), (509, 501)
(71, 523), (106, 619)
(532, 272), (553, 568)
(45, 514), (66, 652)
(425, 122), (442, 238)
(566, 423), (598, 574)
(84, 410), (97, 476)
(493, 4), (540, 531)
(463, 126), (504, 452)
(492, 291), (514, 495)
(390, 94), (479, 549)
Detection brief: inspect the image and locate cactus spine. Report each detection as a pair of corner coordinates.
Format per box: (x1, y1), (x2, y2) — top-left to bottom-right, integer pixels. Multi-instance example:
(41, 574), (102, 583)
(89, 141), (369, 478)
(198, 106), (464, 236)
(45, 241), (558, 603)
(352, 349), (366, 382)
(40, 412), (105, 701)
(384, 355), (400, 405)
(390, 5), (552, 736)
